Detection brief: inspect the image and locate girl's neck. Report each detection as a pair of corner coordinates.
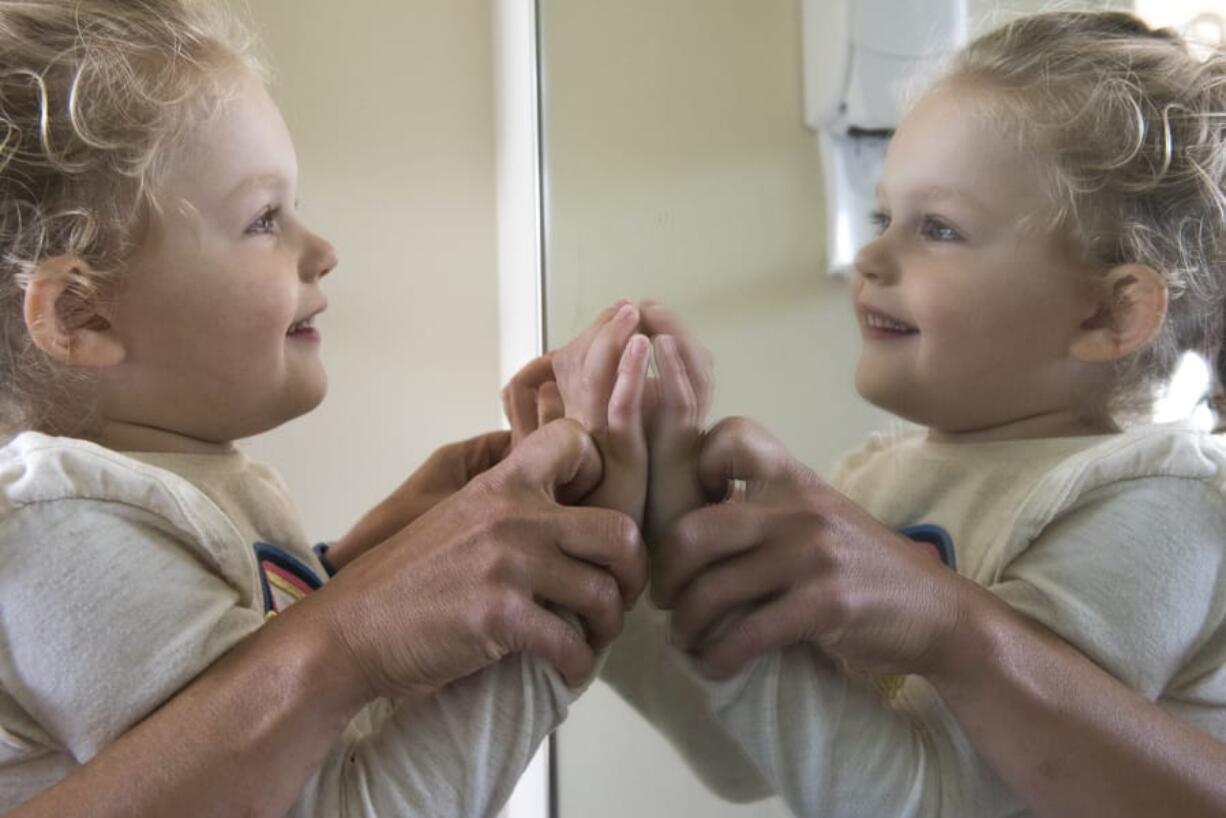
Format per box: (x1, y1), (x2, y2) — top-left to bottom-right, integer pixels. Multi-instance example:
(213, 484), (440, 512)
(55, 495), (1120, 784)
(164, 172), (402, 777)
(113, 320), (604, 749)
(87, 420), (237, 455)
(926, 408), (1115, 444)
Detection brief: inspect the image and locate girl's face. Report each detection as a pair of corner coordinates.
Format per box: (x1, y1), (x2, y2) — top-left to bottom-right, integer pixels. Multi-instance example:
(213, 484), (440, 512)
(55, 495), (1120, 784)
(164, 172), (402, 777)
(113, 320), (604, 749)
(851, 85), (1106, 440)
(97, 71), (338, 446)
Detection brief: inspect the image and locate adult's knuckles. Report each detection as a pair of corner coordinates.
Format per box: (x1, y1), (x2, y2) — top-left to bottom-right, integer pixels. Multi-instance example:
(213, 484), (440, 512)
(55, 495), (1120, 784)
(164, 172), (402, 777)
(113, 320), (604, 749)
(472, 588), (530, 644)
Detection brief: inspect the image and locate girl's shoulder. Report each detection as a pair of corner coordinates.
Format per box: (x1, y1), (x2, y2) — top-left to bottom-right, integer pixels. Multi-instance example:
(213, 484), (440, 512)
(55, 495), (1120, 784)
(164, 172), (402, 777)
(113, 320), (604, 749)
(1041, 423), (1226, 495)
(982, 424), (1226, 576)
(0, 431), (247, 562)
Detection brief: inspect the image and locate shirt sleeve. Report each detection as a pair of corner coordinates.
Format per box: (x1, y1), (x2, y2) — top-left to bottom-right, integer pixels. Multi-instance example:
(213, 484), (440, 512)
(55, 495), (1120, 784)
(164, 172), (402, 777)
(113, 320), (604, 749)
(658, 476), (1226, 817)
(296, 655), (580, 818)
(0, 499), (264, 762)
(598, 602), (773, 803)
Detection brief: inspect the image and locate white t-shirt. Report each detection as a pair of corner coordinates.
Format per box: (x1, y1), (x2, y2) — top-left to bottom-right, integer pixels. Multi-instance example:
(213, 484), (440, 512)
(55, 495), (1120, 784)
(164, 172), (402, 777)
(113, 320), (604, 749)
(0, 431), (579, 816)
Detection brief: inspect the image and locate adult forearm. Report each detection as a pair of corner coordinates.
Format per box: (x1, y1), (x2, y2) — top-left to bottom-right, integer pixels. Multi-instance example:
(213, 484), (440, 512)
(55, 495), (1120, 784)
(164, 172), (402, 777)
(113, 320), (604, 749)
(928, 585), (1226, 818)
(7, 600), (366, 818)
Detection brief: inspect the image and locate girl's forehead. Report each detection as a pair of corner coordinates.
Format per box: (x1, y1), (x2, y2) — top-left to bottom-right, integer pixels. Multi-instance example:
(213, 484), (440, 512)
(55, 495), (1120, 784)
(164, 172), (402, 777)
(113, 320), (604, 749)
(158, 77), (298, 208)
(880, 87), (1052, 214)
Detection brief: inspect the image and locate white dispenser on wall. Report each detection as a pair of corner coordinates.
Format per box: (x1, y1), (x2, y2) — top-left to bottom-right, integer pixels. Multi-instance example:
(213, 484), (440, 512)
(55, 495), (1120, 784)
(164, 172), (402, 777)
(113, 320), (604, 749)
(802, 0), (968, 275)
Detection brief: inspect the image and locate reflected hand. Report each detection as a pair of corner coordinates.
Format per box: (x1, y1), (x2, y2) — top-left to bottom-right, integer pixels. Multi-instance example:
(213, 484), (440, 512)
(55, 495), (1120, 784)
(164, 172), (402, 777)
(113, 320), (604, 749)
(653, 416), (964, 680)
(637, 301), (715, 544)
(311, 419), (648, 699)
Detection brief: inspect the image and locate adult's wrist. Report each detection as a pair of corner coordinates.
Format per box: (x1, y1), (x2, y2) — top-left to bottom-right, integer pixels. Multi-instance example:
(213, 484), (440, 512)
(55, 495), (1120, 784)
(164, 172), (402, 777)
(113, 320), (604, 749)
(268, 594), (374, 721)
(921, 580), (1012, 698)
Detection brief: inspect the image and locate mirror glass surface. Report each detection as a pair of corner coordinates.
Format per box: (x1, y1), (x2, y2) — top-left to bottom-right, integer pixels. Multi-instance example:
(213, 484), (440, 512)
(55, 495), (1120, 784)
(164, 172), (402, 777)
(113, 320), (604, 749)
(537, 1), (1134, 815)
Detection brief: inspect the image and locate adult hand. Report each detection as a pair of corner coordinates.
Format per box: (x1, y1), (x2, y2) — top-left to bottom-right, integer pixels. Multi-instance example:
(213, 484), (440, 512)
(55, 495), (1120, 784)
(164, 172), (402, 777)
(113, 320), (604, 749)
(326, 429), (512, 570)
(309, 419), (648, 700)
(652, 417), (965, 680)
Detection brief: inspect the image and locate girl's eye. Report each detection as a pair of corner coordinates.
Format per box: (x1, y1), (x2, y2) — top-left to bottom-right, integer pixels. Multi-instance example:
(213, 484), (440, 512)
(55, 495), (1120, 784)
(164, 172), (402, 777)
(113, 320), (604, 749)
(246, 206), (281, 236)
(920, 216), (962, 242)
(869, 210), (891, 235)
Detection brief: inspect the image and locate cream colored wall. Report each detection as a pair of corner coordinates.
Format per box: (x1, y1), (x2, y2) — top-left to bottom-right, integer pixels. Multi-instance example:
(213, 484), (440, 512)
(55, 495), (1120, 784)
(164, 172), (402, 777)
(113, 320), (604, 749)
(234, 1), (503, 541)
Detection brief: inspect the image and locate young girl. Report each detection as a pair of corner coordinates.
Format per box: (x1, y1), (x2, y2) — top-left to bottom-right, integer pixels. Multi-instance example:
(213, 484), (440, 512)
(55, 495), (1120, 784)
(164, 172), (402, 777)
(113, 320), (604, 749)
(0, 1), (647, 815)
(515, 10), (1226, 817)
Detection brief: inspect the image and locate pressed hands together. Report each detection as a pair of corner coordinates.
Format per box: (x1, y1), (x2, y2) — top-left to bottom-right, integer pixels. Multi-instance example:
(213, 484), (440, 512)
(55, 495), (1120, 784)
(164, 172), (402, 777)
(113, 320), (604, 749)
(501, 299), (967, 683)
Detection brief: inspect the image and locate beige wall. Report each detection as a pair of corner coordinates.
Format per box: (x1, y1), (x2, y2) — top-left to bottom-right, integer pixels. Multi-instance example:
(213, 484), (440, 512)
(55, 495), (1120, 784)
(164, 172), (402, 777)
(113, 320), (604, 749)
(235, 1), (503, 541)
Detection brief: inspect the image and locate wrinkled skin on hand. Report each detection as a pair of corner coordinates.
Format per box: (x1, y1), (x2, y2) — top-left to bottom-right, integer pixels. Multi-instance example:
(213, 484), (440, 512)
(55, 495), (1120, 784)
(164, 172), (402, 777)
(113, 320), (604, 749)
(308, 419), (649, 699)
(652, 416), (966, 680)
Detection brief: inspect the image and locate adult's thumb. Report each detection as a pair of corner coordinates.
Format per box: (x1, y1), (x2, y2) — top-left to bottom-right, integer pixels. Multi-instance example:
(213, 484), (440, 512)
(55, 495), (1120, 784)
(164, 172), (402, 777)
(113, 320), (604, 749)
(499, 418), (603, 501)
(697, 416), (798, 501)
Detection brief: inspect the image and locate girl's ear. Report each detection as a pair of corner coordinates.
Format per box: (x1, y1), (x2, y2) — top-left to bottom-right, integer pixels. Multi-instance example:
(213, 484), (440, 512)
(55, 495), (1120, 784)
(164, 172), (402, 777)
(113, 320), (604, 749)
(23, 256), (125, 368)
(1070, 263), (1168, 363)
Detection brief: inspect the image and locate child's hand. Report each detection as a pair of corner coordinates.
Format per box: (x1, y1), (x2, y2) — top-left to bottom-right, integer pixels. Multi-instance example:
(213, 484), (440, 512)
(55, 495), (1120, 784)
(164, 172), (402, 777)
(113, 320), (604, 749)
(501, 353), (565, 448)
(637, 302), (714, 545)
(651, 417), (966, 681)
(327, 430), (513, 570)
(531, 301), (651, 525)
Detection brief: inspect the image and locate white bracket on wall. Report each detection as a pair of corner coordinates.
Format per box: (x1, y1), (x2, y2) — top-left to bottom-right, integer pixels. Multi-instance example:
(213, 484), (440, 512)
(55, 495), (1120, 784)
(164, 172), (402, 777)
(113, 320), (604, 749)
(802, 0), (968, 275)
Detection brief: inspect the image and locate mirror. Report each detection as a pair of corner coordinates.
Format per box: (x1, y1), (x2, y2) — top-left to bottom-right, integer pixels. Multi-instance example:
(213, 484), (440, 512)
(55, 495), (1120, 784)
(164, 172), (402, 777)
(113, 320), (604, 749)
(536, 1), (1131, 815)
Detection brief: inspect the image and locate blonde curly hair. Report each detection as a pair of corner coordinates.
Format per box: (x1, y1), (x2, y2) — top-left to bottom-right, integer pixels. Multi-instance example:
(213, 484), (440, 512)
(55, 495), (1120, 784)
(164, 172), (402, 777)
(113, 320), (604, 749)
(937, 11), (1226, 424)
(0, 0), (262, 435)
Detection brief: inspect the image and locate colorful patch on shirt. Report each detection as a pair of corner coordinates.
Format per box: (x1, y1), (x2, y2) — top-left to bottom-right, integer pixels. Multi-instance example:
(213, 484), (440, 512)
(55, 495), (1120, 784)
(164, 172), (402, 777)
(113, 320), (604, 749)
(254, 542), (324, 615)
(898, 523), (957, 570)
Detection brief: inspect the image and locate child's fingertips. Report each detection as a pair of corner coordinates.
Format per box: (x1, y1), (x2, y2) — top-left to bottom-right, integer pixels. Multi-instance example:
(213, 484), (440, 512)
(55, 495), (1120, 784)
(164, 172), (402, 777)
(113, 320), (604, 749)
(615, 302), (638, 327)
(620, 334), (650, 373)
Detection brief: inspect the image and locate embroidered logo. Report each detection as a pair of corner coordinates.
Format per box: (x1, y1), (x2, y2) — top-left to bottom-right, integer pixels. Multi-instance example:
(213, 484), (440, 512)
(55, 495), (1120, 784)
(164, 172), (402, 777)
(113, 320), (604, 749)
(254, 542), (323, 615)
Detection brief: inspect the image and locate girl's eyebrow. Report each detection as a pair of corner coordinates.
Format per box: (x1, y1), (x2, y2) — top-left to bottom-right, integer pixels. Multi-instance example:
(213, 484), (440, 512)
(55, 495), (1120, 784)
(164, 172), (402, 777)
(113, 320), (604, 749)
(224, 172), (291, 203)
(875, 183), (989, 212)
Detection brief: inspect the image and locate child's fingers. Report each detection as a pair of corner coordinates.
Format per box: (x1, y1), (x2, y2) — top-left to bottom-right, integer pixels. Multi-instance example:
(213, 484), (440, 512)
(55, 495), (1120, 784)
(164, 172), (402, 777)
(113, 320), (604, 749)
(639, 302), (715, 414)
(502, 354), (555, 445)
(566, 299), (633, 365)
(674, 333), (715, 416)
(570, 303), (639, 430)
(608, 334), (650, 443)
(538, 381), (565, 427)
(652, 334), (700, 438)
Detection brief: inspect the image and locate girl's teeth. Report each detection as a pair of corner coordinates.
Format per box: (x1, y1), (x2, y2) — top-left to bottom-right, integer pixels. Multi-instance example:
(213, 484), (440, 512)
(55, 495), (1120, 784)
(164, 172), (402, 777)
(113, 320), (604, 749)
(867, 313), (912, 331)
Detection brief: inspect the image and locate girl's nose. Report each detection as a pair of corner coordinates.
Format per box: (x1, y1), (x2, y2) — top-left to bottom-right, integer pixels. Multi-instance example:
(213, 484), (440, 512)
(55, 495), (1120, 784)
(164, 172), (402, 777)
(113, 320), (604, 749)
(853, 237), (897, 285)
(301, 229), (338, 282)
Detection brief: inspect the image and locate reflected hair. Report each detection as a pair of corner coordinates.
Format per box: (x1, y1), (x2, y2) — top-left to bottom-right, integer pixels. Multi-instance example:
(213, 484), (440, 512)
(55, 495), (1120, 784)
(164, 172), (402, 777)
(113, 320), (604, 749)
(0, 0), (263, 435)
(937, 11), (1226, 423)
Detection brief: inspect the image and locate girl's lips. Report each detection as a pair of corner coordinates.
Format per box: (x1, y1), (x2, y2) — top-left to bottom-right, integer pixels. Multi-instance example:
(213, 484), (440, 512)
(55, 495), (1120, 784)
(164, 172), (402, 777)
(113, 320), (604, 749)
(287, 326), (321, 343)
(858, 305), (918, 339)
